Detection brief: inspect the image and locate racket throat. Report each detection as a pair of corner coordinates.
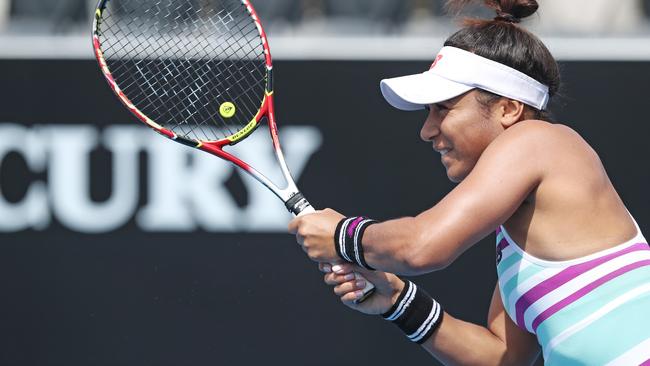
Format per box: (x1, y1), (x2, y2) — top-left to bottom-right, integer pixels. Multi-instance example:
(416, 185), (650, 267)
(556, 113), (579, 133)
(284, 192), (311, 215)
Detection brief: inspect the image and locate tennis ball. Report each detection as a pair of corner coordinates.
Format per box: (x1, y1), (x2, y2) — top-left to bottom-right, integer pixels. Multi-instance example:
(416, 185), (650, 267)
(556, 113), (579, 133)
(220, 102), (236, 118)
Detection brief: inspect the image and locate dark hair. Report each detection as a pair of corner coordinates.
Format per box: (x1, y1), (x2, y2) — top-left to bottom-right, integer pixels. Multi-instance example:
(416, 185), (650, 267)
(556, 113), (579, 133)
(444, 0), (560, 120)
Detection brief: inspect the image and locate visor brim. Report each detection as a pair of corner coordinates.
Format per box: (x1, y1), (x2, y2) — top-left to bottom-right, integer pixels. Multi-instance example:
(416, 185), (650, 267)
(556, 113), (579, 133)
(380, 72), (474, 111)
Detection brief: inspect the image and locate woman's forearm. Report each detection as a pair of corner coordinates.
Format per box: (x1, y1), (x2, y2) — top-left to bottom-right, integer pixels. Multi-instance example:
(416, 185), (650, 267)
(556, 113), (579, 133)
(362, 216), (454, 275)
(423, 312), (522, 366)
(323, 267), (540, 366)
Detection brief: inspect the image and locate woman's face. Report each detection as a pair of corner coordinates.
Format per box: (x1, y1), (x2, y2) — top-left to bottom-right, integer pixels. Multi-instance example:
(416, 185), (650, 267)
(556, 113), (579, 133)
(420, 90), (503, 183)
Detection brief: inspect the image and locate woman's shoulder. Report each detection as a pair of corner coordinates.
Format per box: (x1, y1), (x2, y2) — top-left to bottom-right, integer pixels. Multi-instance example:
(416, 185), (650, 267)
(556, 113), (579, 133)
(492, 120), (604, 179)
(484, 119), (600, 174)
(497, 120), (591, 154)
(506, 119), (579, 139)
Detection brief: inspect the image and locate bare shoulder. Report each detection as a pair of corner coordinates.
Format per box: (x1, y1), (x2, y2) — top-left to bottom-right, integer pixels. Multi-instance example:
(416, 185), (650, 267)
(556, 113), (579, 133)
(501, 120), (584, 145)
(489, 120), (597, 163)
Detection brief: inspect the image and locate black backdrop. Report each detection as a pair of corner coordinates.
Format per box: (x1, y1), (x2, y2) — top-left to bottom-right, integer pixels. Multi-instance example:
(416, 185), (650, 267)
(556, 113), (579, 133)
(0, 60), (648, 366)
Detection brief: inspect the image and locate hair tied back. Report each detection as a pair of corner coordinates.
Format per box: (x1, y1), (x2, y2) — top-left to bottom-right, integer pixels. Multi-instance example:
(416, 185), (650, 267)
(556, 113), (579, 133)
(494, 11), (520, 23)
(446, 0), (539, 23)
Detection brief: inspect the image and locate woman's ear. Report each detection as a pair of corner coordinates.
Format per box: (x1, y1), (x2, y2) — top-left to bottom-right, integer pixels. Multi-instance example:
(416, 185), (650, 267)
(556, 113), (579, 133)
(494, 98), (526, 128)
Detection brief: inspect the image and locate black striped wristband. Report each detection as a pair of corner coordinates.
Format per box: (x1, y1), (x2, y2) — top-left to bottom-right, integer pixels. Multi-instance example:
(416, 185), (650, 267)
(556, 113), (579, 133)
(334, 216), (377, 270)
(381, 280), (443, 344)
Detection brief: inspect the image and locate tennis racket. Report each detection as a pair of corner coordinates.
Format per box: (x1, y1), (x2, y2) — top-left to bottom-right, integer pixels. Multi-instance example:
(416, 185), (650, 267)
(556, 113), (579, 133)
(92, 0), (375, 302)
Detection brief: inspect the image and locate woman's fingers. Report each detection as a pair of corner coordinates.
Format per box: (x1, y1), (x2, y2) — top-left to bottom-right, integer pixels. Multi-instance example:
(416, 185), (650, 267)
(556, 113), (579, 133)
(331, 263), (354, 274)
(319, 263), (332, 273)
(333, 280), (367, 296)
(324, 272), (358, 285)
(340, 291), (365, 304)
(319, 263), (354, 274)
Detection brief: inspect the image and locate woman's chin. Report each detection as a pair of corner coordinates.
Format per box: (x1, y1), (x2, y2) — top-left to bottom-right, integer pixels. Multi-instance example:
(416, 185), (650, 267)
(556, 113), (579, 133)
(447, 174), (463, 183)
(444, 165), (468, 183)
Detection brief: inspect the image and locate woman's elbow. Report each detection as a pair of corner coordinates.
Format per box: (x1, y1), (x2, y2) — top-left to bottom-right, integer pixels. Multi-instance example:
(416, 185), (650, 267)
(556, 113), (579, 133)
(388, 218), (455, 275)
(401, 246), (453, 275)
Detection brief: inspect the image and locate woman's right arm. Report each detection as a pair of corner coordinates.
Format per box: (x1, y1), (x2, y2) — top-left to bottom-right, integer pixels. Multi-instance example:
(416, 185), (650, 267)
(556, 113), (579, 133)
(324, 264), (541, 366)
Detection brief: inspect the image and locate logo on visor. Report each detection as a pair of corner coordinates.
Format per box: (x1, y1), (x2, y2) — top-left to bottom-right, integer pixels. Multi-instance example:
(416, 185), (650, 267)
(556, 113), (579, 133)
(430, 54), (444, 70)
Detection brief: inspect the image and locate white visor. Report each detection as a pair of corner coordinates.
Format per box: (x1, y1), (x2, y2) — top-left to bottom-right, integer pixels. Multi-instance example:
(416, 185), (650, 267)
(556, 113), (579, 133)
(380, 46), (550, 111)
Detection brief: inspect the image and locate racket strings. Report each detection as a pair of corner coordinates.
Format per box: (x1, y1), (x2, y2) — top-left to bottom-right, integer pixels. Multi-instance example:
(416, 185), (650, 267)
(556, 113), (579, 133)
(160, 26), (265, 139)
(115, 0), (263, 132)
(98, 0), (267, 142)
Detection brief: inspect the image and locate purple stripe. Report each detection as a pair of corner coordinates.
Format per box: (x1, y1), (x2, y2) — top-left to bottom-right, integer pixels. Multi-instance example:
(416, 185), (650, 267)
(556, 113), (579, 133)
(531, 259), (650, 331)
(515, 242), (649, 330)
(497, 238), (509, 252)
(347, 217), (364, 237)
(641, 358), (650, 366)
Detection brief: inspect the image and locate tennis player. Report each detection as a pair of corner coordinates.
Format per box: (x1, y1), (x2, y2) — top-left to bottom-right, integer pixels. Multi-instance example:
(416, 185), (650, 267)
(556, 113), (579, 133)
(288, 0), (650, 364)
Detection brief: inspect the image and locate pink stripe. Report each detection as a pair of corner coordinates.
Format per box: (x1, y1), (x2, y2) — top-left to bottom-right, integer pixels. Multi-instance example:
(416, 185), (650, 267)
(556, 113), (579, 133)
(347, 217), (365, 237)
(515, 242), (649, 330)
(640, 358), (650, 366)
(531, 259), (650, 331)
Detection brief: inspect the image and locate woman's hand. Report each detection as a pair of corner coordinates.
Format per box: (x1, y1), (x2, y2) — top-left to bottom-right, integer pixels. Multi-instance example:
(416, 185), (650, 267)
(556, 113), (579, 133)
(320, 263), (404, 315)
(288, 208), (344, 264)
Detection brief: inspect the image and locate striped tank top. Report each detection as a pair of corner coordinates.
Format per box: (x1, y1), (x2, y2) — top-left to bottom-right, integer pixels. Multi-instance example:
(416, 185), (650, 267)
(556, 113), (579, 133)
(495, 219), (650, 365)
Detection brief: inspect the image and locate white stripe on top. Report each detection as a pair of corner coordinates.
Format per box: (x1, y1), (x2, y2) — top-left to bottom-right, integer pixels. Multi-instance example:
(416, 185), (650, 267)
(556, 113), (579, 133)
(499, 256), (533, 288)
(604, 337), (650, 366)
(543, 282), (650, 361)
(506, 266), (563, 321)
(523, 250), (650, 331)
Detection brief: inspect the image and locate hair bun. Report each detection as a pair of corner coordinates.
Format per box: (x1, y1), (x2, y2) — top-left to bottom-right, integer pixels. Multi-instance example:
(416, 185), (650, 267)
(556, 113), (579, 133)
(446, 0), (539, 23)
(493, 0), (538, 22)
(494, 11), (520, 23)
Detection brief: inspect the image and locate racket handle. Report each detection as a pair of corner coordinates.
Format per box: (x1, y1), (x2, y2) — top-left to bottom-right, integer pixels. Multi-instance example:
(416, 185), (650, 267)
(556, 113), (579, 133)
(294, 203), (376, 304)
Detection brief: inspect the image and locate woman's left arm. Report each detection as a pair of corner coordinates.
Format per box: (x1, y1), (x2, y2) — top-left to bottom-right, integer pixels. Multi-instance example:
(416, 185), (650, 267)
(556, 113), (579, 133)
(290, 122), (550, 275)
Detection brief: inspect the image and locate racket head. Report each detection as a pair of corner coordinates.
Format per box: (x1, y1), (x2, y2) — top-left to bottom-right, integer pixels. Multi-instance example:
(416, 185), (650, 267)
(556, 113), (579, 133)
(92, 0), (274, 147)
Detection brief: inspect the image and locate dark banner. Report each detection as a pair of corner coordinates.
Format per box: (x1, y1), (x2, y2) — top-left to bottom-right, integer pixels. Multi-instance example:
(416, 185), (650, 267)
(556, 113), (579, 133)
(0, 60), (648, 365)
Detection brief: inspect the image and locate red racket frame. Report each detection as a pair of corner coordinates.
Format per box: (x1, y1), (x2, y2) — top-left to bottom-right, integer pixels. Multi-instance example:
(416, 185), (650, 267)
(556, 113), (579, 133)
(92, 0), (300, 205)
(92, 0), (375, 302)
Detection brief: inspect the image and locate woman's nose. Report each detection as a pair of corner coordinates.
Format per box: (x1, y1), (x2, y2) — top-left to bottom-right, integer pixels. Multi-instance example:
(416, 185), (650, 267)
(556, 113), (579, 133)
(420, 116), (439, 142)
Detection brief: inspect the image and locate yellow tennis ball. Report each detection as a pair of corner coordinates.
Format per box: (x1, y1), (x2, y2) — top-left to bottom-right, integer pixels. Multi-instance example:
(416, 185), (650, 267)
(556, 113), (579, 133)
(219, 102), (236, 118)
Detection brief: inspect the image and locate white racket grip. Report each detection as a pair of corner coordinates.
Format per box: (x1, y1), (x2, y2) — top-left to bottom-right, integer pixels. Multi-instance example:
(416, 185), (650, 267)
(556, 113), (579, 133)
(296, 206), (376, 304)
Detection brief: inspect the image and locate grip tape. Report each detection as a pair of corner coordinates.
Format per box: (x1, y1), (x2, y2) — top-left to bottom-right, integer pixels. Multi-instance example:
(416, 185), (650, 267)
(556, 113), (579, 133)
(285, 192), (311, 215)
